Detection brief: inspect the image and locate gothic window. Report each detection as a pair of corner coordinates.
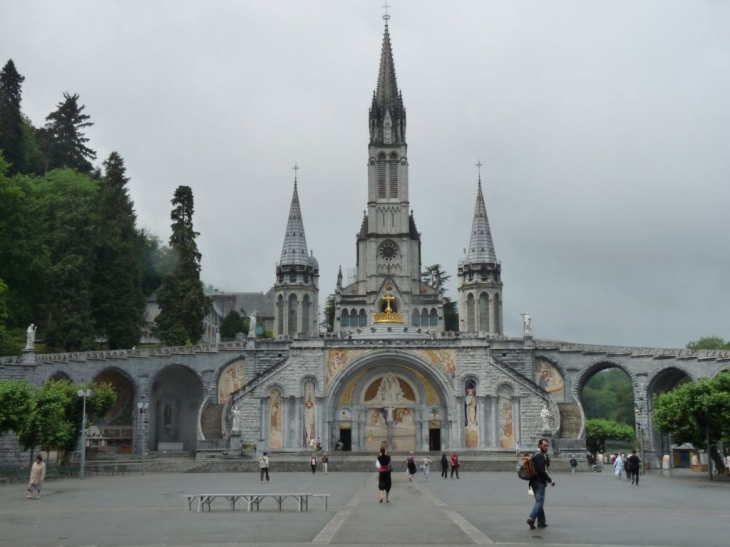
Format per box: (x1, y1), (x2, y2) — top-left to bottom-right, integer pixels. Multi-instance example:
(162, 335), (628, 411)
(479, 293), (489, 332)
(389, 154), (398, 198)
(290, 272), (297, 283)
(412, 309), (420, 327)
(342, 309), (349, 327)
(421, 308), (429, 327)
(302, 295), (311, 335)
(466, 293), (475, 332)
(430, 308), (438, 326)
(288, 294), (298, 335)
(276, 295), (284, 334)
(378, 154), (386, 198)
(359, 309), (367, 327)
(494, 294), (501, 334)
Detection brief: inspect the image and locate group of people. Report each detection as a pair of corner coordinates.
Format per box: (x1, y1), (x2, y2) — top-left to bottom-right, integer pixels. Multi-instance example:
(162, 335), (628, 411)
(376, 450), (461, 502)
(309, 452), (329, 474)
(612, 451), (642, 484)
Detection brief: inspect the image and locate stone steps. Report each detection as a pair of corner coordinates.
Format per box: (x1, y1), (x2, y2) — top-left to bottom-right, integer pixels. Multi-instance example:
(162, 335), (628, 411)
(201, 404), (224, 440)
(558, 402), (583, 439)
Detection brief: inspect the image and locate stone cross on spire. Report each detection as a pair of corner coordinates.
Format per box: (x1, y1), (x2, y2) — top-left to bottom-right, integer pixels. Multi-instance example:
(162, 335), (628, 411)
(476, 160), (483, 182)
(382, 2), (391, 22)
(292, 163), (299, 181)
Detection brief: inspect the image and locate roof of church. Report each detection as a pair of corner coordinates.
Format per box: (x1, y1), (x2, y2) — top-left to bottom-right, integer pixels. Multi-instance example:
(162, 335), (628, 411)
(208, 291), (275, 319)
(464, 180), (498, 265)
(374, 23), (401, 115)
(279, 180), (312, 267)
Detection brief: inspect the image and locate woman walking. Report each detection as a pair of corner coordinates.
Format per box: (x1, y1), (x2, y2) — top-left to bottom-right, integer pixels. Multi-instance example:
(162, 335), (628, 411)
(406, 452), (417, 482)
(310, 455), (317, 474)
(27, 455), (45, 499)
(421, 455), (432, 481)
(377, 447), (392, 503)
(440, 453), (449, 478)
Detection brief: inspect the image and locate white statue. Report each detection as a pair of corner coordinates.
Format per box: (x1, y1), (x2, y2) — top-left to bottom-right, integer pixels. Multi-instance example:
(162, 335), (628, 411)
(522, 313), (532, 336)
(231, 406), (242, 432)
(540, 404), (552, 431)
(25, 324), (36, 349)
(249, 311), (257, 339)
(466, 388), (477, 426)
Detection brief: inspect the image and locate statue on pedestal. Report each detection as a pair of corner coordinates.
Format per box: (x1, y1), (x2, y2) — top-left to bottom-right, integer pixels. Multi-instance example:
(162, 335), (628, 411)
(522, 313), (532, 337)
(249, 311), (257, 339)
(231, 406), (242, 432)
(540, 403), (552, 432)
(25, 324), (37, 350)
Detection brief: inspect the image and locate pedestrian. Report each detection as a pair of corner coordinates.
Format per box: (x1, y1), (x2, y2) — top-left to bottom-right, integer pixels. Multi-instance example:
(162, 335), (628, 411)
(569, 455), (578, 475)
(377, 447), (391, 503)
(27, 455), (45, 499)
(421, 455), (431, 481)
(406, 451), (417, 482)
(309, 437), (317, 453)
(322, 452), (329, 474)
(316, 437), (322, 452)
(613, 453), (624, 480)
(441, 453), (448, 478)
(623, 453), (631, 480)
(527, 438), (555, 530)
(627, 450), (641, 485)
(450, 452), (460, 479)
(259, 452), (270, 482)
(310, 455), (317, 474)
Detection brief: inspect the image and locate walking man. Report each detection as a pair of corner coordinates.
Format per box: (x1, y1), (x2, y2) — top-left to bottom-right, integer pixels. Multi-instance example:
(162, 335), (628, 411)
(450, 452), (460, 479)
(527, 438), (555, 530)
(440, 454), (449, 478)
(322, 452), (329, 474)
(569, 455), (578, 475)
(259, 452), (270, 482)
(627, 450), (641, 485)
(310, 454), (317, 474)
(421, 455), (431, 481)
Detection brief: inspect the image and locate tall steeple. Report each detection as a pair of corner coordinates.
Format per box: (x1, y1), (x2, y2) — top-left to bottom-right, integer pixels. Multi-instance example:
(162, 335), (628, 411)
(457, 164), (503, 335)
(274, 167), (319, 337)
(369, 18), (406, 146)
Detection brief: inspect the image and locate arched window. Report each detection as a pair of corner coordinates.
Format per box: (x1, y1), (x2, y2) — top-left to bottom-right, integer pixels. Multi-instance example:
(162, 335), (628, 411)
(412, 309), (420, 326)
(302, 295), (311, 335)
(421, 308), (429, 327)
(341, 309), (349, 327)
(479, 293), (489, 332)
(466, 294), (475, 332)
(288, 294), (298, 335)
(430, 308), (438, 326)
(359, 309), (367, 327)
(494, 294), (501, 334)
(378, 153), (386, 198)
(389, 153), (398, 198)
(276, 295), (284, 334)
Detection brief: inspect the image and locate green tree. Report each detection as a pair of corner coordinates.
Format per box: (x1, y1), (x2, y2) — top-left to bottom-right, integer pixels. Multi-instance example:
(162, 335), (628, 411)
(0, 59), (26, 175)
(154, 186), (211, 346)
(582, 369), (635, 426)
(421, 264), (458, 331)
(0, 278), (7, 341)
(91, 152), (145, 349)
(16, 380), (70, 467)
(37, 169), (99, 351)
(686, 336), (730, 350)
(220, 310), (246, 339)
(40, 92), (96, 173)
(585, 418), (635, 454)
(0, 379), (33, 435)
(322, 293), (335, 332)
(653, 371), (730, 475)
(138, 230), (176, 297)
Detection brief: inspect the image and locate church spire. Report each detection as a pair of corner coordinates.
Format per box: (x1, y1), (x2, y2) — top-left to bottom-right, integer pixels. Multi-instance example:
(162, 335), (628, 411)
(465, 171), (497, 266)
(279, 173), (310, 267)
(369, 16), (406, 145)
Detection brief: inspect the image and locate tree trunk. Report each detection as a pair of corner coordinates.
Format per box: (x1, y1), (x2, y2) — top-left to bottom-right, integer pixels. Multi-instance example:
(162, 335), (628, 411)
(710, 446), (725, 475)
(27, 444), (35, 469)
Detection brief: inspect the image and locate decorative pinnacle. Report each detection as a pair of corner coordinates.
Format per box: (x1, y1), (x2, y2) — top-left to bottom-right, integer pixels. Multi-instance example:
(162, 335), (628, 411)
(476, 160), (483, 183)
(382, 2), (391, 23)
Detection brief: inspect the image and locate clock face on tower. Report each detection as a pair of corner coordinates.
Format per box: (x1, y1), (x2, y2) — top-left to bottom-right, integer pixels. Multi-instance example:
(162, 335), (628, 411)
(379, 241), (399, 261)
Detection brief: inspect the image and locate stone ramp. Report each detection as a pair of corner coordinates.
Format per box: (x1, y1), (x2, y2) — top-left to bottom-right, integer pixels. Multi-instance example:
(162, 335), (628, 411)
(323, 474), (484, 545)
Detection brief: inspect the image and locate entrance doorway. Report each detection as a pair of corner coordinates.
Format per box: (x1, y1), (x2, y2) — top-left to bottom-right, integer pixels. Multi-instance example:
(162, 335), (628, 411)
(340, 429), (352, 451)
(429, 428), (441, 451)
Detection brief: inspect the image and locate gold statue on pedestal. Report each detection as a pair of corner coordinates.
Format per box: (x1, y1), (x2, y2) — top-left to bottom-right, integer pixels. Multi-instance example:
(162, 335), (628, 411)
(374, 291), (404, 323)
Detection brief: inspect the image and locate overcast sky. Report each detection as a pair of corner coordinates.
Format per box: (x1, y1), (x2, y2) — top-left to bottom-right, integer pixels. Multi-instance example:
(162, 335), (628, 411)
(3, 1), (728, 349)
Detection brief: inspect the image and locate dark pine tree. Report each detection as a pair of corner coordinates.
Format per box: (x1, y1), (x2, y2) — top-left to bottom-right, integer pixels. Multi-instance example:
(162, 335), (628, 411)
(91, 152), (146, 349)
(219, 310), (246, 340)
(0, 60), (26, 175)
(41, 92), (96, 173)
(154, 186), (211, 346)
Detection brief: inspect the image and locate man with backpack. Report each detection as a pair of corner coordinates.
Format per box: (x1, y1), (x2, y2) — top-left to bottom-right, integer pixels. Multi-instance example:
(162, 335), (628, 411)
(569, 455), (578, 474)
(527, 438), (555, 530)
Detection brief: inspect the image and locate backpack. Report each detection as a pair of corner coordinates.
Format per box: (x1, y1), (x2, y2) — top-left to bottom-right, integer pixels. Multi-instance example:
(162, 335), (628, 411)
(517, 452), (538, 481)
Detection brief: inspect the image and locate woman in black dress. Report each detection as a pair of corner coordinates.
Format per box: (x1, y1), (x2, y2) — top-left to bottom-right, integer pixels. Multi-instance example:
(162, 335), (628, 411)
(377, 447), (391, 503)
(440, 453), (449, 478)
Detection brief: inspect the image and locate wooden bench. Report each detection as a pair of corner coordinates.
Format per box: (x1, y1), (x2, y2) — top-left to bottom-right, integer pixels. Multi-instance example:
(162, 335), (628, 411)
(183, 493), (314, 513)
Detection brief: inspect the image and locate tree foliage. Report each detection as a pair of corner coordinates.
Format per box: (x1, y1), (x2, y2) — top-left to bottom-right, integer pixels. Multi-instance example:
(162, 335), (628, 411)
(154, 186), (211, 345)
(585, 418), (635, 454)
(40, 92), (96, 173)
(0, 379), (34, 435)
(90, 152), (145, 349)
(220, 310), (246, 339)
(686, 336), (730, 350)
(653, 371), (730, 474)
(421, 264), (459, 331)
(322, 293), (335, 332)
(0, 59), (26, 175)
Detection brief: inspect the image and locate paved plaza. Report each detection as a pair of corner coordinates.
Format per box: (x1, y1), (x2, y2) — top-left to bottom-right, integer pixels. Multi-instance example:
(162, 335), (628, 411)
(0, 469), (729, 547)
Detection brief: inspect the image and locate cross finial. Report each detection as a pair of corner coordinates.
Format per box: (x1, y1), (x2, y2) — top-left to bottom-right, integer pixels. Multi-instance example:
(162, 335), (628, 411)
(476, 160), (483, 182)
(292, 163), (299, 182)
(382, 2), (391, 23)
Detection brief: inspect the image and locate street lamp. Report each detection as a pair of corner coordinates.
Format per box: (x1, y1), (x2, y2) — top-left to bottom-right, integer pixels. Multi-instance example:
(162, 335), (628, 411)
(77, 389), (92, 479)
(137, 402), (149, 475)
(634, 400), (645, 476)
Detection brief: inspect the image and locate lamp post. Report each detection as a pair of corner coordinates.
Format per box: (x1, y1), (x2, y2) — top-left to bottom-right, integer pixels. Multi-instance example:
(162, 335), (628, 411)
(137, 401), (149, 475)
(634, 400), (645, 476)
(77, 389), (92, 479)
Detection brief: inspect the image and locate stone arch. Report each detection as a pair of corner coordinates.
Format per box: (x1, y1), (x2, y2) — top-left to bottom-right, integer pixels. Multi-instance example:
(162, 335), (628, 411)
(276, 294), (284, 334)
(92, 366), (138, 426)
(534, 353), (570, 402)
(572, 358), (639, 401)
(302, 294), (311, 334)
(288, 293), (298, 335)
(213, 355), (247, 404)
(148, 363), (205, 451)
(478, 292), (489, 331)
(713, 365), (730, 377)
(466, 292), (476, 332)
(300, 375), (319, 396)
(641, 364), (696, 401)
(44, 369), (74, 383)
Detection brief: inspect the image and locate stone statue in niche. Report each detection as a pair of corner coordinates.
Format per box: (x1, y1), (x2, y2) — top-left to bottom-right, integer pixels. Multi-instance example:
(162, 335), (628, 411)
(540, 404), (552, 432)
(464, 382), (479, 448)
(249, 311), (257, 339)
(522, 313), (532, 336)
(303, 381), (316, 446)
(231, 406), (242, 432)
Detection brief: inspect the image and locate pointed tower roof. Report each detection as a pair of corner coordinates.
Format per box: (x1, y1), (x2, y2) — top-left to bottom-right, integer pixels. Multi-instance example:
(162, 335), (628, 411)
(374, 23), (400, 113)
(465, 179), (497, 265)
(279, 178), (310, 267)
(370, 18), (406, 145)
